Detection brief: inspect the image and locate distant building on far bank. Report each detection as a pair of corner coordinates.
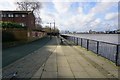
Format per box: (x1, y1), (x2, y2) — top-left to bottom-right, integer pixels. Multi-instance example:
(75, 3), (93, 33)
(0, 11), (35, 30)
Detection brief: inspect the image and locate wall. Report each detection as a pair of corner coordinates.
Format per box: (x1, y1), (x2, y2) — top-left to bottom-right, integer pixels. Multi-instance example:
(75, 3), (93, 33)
(2, 28), (47, 48)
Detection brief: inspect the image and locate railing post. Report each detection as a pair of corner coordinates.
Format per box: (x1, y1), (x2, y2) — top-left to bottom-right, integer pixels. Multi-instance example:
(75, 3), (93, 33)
(97, 41), (99, 54)
(87, 39), (89, 51)
(81, 38), (82, 47)
(77, 38), (78, 45)
(116, 45), (119, 66)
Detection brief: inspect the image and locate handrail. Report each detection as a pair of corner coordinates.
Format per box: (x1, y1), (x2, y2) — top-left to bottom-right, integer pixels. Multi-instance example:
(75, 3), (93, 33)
(61, 34), (120, 66)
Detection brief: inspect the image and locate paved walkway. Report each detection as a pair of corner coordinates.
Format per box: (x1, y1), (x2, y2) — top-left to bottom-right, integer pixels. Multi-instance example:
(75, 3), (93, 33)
(33, 37), (119, 79)
(2, 37), (119, 79)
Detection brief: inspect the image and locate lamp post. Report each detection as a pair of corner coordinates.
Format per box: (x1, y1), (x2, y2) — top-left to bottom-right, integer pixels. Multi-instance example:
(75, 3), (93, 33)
(46, 22), (52, 39)
(43, 19), (56, 39)
(53, 19), (55, 34)
(50, 23), (52, 39)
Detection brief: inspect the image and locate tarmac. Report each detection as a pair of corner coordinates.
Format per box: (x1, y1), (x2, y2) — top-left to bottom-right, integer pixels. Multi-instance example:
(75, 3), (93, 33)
(2, 36), (119, 79)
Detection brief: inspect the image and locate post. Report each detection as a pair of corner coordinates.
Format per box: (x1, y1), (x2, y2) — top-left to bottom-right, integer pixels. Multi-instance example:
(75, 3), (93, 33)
(81, 38), (82, 47)
(54, 20), (55, 35)
(87, 39), (89, 51)
(50, 23), (52, 39)
(116, 45), (119, 66)
(77, 38), (78, 45)
(97, 41), (99, 54)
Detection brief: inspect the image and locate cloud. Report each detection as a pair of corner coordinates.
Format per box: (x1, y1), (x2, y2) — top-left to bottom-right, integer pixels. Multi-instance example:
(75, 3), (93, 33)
(90, 2), (115, 14)
(0, 0), (17, 10)
(78, 7), (83, 14)
(0, 1), (118, 31)
(89, 18), (101, 29)
(40, 9), (56, 23)
(52, 0), (72, 14)
(105, 12), (118, 20)
(59, 6), (96, 31)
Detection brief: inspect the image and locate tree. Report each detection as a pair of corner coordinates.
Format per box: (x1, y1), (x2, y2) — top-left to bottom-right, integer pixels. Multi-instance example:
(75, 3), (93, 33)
(15, 2), (42, 12)
(15, 1), (42, 24)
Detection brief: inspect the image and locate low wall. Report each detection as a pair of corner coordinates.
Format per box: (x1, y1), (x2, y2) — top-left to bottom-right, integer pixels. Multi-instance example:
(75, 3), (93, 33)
(2, 28), (47, 48)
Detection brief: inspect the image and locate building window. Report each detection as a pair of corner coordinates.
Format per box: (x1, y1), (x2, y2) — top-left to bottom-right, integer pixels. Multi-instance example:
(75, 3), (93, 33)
(8, 14), (14, 17)
(15, 14), (19, 17)
(11, 14), (14, 17)
(22, 14), (26, 17)
(1, 14), (6, 17)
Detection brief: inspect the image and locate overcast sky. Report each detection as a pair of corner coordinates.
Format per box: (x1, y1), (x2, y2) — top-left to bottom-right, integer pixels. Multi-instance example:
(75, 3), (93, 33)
(0, 0), (119, 32)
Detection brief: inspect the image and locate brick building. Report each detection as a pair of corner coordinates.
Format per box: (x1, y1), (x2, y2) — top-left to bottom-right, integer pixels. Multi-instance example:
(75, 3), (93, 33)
(1, 11), (47, 46)
(0, 11), (35, 30)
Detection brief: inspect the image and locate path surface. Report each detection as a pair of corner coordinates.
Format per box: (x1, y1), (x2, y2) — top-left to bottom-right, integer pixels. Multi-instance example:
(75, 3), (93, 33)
(3, 37), (57, 78)
(2, 36), (119, 79)
(33, 37), (119, 79)
(3, 36), (50, 67)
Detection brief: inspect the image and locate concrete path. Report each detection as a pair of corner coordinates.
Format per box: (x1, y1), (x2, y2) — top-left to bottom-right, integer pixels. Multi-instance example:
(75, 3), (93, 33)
(33, 37), (119, 79)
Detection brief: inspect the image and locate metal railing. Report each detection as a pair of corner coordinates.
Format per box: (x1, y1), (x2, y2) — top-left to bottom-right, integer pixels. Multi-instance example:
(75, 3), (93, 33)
(66, 36), (120, 66)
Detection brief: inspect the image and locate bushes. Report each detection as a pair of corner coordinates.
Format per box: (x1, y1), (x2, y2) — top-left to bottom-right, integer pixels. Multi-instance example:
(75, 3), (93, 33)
(0, 21), (26, 29)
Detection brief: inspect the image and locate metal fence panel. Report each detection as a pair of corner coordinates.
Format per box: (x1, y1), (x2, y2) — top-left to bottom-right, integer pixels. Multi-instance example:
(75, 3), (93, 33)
(65, 36), (119, 66)
(99, 42), (116, 62)
(74, 37), (77, 44)
(89, 40), (97, 53)
(78, 38), (81, 45)
(118, 45), (120, 65)
(82, 39), (87, 48)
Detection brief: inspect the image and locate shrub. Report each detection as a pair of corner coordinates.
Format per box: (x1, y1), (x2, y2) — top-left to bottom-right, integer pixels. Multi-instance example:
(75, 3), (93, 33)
(0, 21), (26, 29)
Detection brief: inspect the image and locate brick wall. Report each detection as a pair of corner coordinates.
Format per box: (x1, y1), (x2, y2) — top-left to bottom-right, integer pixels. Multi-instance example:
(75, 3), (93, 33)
(1, 11), (35, 30)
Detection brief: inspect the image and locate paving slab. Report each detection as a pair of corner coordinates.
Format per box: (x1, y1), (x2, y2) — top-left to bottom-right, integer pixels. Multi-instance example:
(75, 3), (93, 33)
(42, 72), (57, 78)
(32, 38), (119, 79)
(73, 71), (90, 78)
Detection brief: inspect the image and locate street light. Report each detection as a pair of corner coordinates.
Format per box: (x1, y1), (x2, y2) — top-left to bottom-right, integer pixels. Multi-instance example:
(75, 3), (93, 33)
(42, 19), (56, 39)
(46, 22), (52, 39)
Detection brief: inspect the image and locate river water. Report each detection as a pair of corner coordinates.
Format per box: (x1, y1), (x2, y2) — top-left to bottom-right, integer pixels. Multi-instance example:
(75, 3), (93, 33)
(62, 34), (120, 44)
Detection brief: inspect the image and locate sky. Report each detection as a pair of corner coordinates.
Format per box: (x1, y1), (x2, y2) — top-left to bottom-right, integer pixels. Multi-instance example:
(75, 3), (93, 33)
(0, 0), (119, 32)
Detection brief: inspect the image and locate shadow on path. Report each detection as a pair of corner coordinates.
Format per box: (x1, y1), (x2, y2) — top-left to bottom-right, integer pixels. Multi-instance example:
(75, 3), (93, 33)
(2, 36), (50, 67)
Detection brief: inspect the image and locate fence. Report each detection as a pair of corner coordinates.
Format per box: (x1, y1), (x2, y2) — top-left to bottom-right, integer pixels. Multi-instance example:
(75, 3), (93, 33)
(66, 36), (120, 66)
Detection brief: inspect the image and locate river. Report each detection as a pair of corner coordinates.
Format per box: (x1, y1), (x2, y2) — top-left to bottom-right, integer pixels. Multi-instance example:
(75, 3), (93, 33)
(62, 34), (120, 44)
